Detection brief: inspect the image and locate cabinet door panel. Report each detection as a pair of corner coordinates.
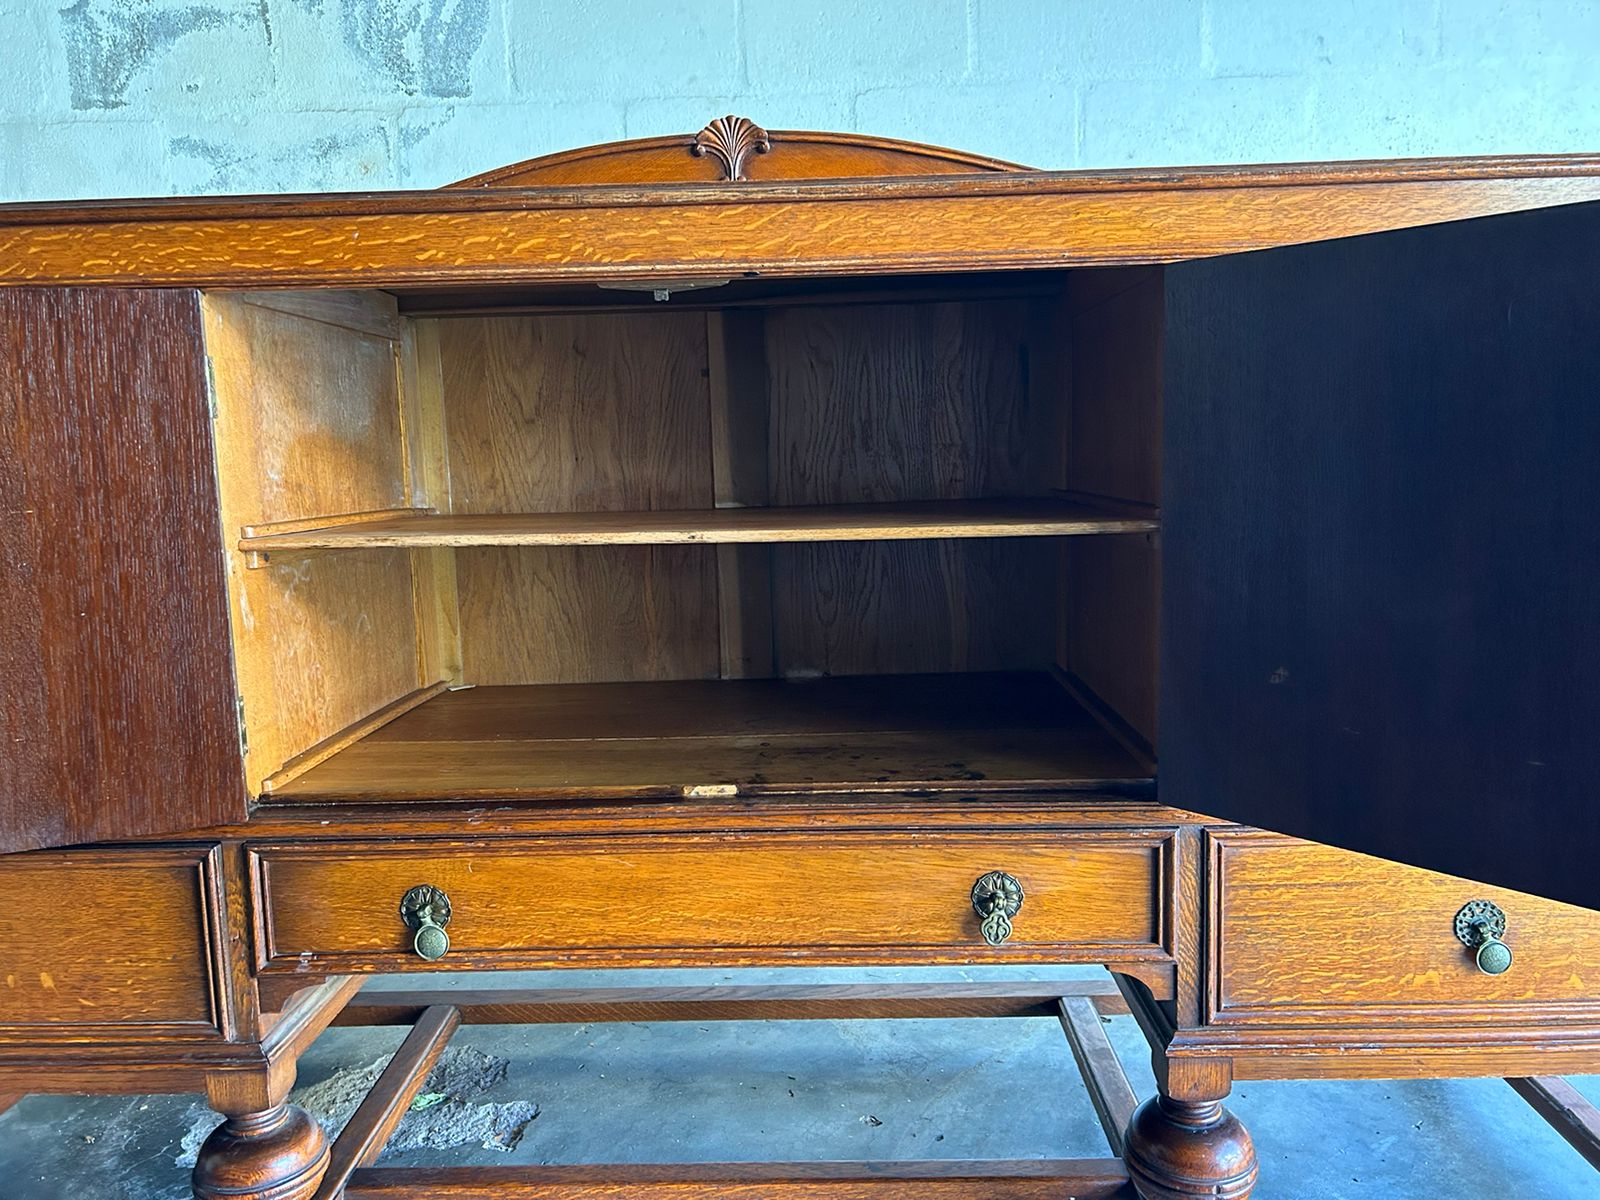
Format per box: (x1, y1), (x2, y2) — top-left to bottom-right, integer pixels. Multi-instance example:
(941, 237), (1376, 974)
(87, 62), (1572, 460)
(1162, 200), (1600, 911)
(0, 288), (245, 851)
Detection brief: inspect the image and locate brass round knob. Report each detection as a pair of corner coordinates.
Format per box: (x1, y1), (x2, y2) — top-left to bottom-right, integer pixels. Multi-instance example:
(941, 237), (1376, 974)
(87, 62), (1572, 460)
(1475, 937), (1513, 976)
(971, 871), (1025, 946)
(1454, 899), (1512, 976)
(400, 884), (452, 962)
(412, 919), (450, 962)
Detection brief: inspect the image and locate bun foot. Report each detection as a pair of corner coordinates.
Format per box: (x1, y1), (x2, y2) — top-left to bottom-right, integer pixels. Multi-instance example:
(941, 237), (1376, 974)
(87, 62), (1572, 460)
(192, 1103), (330, 1200)
(1123, 1095), (1259, 1200)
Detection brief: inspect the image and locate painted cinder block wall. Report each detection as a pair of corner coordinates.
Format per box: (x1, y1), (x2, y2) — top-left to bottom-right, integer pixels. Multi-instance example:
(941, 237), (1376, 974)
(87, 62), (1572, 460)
(1, 0), (1597, 201)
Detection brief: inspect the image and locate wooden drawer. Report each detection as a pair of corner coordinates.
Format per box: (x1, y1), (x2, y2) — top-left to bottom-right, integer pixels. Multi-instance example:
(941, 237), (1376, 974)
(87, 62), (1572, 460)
(250, 830), (1172, 973)
(1207, 829), (1600, 1028)
(0, 846), (229, 1040)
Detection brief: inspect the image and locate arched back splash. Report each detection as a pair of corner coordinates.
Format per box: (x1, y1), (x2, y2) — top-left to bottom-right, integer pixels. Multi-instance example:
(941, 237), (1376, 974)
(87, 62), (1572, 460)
(449, 115), (1030, 187)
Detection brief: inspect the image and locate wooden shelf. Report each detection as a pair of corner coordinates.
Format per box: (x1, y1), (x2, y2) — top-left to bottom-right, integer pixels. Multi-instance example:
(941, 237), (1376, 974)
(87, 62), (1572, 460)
(267, 671), (1154, 803)
(239, 498), (1157, 559)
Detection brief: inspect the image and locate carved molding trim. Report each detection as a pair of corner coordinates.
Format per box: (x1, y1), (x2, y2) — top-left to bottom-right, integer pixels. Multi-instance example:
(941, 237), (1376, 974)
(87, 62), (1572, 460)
(691, 115), (772, 181)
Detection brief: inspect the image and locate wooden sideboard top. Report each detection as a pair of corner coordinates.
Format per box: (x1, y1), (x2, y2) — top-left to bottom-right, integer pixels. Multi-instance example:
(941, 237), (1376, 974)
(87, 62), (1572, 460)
(0, 118), (1596, 287)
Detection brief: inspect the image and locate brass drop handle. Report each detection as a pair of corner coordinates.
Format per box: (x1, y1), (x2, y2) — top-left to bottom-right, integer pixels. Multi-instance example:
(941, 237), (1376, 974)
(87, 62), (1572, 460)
(400, 884), (453, 962)
(1454, 900), (1513, 976)
(971, 871), (1025, 946)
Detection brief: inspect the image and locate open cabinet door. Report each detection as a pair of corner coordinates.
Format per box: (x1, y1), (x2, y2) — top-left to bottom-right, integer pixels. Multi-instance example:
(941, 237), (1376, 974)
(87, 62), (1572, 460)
(0, 288), (246, 852)
(1161, 199), (1600, 912)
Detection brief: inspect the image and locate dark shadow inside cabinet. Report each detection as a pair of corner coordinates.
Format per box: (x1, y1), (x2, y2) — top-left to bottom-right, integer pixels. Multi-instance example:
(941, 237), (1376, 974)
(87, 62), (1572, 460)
(204, 268), (1163, 806)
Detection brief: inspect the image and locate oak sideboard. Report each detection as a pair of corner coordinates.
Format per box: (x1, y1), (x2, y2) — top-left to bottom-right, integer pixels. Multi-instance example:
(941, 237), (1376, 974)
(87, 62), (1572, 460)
(2, 119), (1598, 1199)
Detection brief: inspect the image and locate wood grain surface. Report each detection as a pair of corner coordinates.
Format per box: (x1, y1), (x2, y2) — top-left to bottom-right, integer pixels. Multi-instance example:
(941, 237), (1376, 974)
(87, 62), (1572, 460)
(207, 293), (409, 522)
(438, 312), (719, 685)
(1206, 830), (1600, 1026)
(707, 307), (774, 679)
(452, 545), (720, 685)
(452, 126), (1027, 187)
(1059, 995), (1141, 1156)
(203, 293), (428, 794)
(1177, 1025), (1600, 1084)
(0, 288), (244, 852)
(765, 301), (1049, 505)
(396, 320), (466, 691)
(437, 313), (711, 516)
(233, 793), (1196, 841)
(249, 829), (1169, 971)
(1505, 1077), (1600, 1171)
(0, 846), (225, 1038)
(238, 498), (1155, 552)
(772, 539), (1059, 677)
(342, 1159), (1135, 1199)
(1058, 268), (1164, 746)
(270, 672), (1152, 801)
(765, 299), (1060, 676)
(1, 160), (1596, 288)
(193, 1101), (330, 1200)
(333, 980), (1131, 1027)
(316, 1004), (461, 1197)
(1122, 1095), (1258, 1200)
(1163, 198), (1600, 910)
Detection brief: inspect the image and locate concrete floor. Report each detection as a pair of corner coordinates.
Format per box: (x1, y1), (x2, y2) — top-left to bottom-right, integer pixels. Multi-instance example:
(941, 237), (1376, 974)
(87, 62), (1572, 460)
(2, 966), (1596, 1199)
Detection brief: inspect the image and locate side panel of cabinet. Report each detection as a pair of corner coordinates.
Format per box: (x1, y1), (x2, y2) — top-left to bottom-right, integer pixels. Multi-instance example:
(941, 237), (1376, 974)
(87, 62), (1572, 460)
(1162, 200), (1600, 911)
(0, 288), (245, 852)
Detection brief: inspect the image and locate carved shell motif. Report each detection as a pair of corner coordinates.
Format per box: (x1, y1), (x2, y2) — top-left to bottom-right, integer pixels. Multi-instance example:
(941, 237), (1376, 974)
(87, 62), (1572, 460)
(691, 115), (772, 181)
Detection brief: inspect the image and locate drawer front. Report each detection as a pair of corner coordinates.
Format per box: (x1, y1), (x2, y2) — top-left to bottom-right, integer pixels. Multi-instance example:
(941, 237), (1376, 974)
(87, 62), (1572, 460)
(1208, 829), (1600, 1028)
(251, 831), (1171, 971)
(0, 846), (227, 1039)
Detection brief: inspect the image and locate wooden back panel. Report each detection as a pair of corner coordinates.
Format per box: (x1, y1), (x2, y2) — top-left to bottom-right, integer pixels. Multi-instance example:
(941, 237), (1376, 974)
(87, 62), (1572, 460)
(451, 119), (1027, 187)
(426, 297), (1075, 686)
(434, 312), (720, 685)
(764, 299), (1058, 677)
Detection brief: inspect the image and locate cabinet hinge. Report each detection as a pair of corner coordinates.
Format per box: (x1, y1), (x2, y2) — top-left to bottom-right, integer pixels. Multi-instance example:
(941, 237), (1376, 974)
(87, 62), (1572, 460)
(236, 696), (249, 757)
(204, 355), (219, 420)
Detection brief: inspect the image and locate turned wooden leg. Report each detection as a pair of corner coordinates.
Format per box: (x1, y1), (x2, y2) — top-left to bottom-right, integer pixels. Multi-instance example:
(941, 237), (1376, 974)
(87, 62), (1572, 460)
(1122, 1094), (1258, 1200)
(192, 1102), (330, 1200)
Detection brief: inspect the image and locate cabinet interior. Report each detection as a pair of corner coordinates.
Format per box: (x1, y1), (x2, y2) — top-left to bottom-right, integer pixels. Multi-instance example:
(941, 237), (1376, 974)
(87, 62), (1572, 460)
(201, 268), (1163, 805)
